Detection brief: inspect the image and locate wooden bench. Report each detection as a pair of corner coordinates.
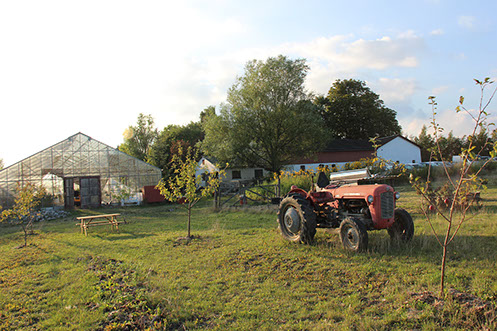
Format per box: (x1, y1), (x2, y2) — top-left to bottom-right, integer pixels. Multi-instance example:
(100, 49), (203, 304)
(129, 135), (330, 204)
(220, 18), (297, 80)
(76, 213), (126, 236)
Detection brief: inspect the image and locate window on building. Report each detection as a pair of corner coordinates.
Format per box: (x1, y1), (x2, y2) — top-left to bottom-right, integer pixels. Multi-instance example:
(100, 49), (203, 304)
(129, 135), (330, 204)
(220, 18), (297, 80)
(254, 169), (263, 179)
(232, 170), (241, 179)
(300, 165), (306, 171)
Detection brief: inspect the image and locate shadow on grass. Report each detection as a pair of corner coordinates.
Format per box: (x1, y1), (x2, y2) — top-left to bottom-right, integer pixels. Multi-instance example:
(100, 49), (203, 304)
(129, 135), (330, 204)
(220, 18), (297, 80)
(315, 230), (497, 264)
(92, 232), (156, 241)
(374, 234), (497, 263)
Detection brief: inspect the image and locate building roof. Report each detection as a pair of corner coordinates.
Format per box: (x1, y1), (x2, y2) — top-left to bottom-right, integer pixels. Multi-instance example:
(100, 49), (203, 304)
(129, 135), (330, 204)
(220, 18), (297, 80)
(1, 132), (161, 172)
(324, 135), (420, 152)
(324, 139), (375, 152)
(290, 135), (421, 166)
(377, 135), (422, 149)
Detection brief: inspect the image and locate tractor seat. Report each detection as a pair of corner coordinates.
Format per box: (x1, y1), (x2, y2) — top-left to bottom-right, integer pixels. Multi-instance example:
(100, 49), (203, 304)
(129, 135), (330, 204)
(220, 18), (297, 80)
(316, 171), (330, 188)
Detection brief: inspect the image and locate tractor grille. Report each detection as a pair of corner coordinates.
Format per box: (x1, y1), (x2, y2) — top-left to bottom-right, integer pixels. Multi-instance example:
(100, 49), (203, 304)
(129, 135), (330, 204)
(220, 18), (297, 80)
(380, 191), (394, 219)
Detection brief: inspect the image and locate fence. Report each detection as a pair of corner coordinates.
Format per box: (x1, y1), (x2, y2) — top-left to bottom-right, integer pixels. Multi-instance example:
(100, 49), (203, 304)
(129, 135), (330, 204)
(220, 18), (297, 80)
(213, 180), (281, 208)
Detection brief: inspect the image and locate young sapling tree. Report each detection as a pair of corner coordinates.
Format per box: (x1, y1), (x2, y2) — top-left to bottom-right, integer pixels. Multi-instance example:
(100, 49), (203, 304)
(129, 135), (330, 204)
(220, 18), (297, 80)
(410, 78), (497, 297)
(0, 182), (48, 247)
(156, 146), (224, 239)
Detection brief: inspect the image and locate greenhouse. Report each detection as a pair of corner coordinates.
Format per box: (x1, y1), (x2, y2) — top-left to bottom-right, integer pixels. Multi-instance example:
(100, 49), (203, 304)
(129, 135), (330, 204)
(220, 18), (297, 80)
(0, 132), (162, 209)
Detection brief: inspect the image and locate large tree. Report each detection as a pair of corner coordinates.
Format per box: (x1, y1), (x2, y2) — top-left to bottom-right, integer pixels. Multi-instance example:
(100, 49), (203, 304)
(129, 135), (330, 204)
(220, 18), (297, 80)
(148, 121), (204, 178)
(118, 113), (158, 162)
(464, 127), (492, 157)
(202, 55), (326, 173)
(413, 124), (435, 162)
(437, 131), (463, 161)
(317, 79), (401, 140)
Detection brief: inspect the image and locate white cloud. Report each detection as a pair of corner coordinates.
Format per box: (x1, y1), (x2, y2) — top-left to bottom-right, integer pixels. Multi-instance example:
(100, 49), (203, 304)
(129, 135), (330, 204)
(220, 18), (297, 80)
(437, 107), (497, 136)
(458, 16), (475, 29)
(397, 30), (418, 39)
(276, 33), (426, 95)
(430, 29), (444, 36)
(370, 78), (417, 103)
(403, 106), (497, 139)
(283, 33), (423, 72)
(431, 86), (450, 95)
(401, 117), (430, 137)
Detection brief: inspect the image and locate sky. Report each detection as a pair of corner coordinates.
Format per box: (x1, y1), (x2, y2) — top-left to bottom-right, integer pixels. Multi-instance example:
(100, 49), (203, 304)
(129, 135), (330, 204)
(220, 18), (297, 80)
(1, 0), (496, 167)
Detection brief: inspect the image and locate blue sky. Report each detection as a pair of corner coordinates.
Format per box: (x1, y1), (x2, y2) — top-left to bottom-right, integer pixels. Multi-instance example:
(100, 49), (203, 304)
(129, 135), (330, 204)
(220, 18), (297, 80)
(1, 0), (496, 166)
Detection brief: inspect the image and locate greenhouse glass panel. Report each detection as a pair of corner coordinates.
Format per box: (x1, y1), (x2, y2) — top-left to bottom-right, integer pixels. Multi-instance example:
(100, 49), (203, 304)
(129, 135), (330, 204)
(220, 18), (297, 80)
(0, 132), (161, 209)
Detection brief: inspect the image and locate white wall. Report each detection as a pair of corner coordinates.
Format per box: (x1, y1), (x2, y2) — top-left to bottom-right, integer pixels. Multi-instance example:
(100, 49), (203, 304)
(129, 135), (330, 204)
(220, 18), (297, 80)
(377, 137), (421, 164)
(195, 157), (270, 183)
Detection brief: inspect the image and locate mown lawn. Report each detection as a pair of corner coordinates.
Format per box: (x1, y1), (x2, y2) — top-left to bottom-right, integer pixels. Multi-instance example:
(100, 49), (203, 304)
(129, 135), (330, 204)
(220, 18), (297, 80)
(0, 185), (496, 330)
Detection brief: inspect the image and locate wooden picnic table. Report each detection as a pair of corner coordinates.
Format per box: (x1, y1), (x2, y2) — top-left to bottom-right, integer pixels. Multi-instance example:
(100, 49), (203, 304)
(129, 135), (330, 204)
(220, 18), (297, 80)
(76, 213), (125, 236)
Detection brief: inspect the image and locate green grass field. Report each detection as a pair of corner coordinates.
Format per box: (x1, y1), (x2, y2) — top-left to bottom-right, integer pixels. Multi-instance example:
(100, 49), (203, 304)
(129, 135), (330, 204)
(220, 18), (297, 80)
(1, 185), (496, 330)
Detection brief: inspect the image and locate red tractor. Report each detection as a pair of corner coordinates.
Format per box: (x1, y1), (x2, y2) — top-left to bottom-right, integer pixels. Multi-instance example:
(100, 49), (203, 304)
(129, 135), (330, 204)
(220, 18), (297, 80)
(277, 169), (414, 251)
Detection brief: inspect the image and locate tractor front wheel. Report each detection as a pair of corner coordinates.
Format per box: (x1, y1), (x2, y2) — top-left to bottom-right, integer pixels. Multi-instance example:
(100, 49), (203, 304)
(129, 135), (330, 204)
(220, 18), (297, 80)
(388, 208), (414, 242)
(339, 218), (368, 252)
(277, 195), (317, 244)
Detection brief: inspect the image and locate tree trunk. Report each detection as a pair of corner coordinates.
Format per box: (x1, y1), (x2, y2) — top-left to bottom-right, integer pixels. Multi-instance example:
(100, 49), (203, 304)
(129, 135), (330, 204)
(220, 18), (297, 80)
(213, 188), (219, 210)
(440, 244), (448, 297)
(187, 203), (192, 238)
(21, 224), (27, 247)
(440, 210), (454, 297)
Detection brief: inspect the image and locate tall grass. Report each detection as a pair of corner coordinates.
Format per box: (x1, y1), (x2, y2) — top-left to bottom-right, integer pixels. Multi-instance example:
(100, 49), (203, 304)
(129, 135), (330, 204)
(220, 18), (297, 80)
(0, 187), (496, 329)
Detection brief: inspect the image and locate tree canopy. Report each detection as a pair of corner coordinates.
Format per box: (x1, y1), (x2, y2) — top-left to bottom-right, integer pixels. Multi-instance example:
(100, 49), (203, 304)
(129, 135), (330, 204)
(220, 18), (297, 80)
(317, 79), (401, 140)
(413, 125), (435, 161)
(118, 113), (158, 162)
(412, 125), (494, 161)
(148, 121), (204, 178)
(202, 55), (326, 173)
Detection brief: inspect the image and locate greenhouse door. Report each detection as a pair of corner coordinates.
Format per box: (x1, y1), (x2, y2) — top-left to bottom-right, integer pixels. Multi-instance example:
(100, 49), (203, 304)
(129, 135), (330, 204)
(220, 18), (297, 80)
(80, 176), (101, 208)
(64, 178), (75, 209)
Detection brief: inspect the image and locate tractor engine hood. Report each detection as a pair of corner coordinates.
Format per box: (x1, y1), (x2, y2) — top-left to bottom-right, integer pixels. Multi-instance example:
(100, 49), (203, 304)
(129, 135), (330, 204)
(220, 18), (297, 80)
(325, 183), (397, 229)
(326, 183), (394, 200)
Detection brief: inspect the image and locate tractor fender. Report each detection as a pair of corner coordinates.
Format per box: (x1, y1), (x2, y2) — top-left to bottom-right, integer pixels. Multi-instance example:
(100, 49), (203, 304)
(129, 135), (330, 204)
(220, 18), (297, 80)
(288, 186), (308, 199)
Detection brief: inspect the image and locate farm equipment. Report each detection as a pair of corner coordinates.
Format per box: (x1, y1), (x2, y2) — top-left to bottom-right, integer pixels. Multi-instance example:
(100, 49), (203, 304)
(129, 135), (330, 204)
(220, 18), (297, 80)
(277, 169), (413, 251)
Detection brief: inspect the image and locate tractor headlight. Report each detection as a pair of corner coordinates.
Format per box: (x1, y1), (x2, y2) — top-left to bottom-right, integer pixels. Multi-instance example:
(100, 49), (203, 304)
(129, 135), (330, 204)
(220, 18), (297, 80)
(395, 192), (401, 199)
(367, 195), (374, 204)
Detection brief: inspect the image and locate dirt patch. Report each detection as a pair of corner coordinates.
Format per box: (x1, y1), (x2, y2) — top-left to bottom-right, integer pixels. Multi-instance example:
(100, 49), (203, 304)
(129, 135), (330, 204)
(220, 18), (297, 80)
(85, 255), (168, 330)
(447, 289), (496, 326)
(173, 235), (201, 246)
(410, 289), (496, 329)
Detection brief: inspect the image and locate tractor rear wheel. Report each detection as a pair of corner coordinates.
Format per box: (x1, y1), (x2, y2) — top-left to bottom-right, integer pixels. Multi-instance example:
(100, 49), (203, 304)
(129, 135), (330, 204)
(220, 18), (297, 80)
(339, 218), (368, 252)
(277, 195), (317, 244)
(388, 208), (414, 242)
